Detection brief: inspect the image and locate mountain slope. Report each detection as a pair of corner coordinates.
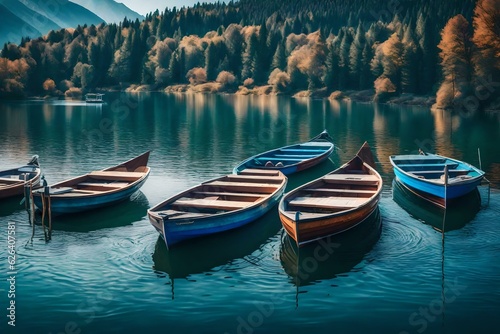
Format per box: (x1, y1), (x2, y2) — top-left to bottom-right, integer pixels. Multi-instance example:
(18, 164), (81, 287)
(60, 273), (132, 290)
(70, 0), (144, 23)
(1, 0), (61, 36)
(17, 0), (105, 28)
(0, 4), (41, 46)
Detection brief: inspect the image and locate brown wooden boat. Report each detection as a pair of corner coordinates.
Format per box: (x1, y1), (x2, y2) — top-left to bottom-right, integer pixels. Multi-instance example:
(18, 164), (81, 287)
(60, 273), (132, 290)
(0, 156), (41, 199)
(278, 142), (382, 247)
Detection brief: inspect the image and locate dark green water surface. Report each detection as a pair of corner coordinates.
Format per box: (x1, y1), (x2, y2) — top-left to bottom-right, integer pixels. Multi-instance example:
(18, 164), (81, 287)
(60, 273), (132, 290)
(0, 93), (499, 333)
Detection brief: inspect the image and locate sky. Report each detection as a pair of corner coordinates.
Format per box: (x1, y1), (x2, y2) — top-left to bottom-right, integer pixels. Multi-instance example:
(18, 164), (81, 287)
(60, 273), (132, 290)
(117, 1), (211, 15)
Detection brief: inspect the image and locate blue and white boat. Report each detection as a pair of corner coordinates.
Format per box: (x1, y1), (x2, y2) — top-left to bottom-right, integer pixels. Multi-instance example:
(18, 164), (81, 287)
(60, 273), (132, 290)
(148, 169), (287, 249)
(389, 152), (485, 207)
(233, 130), (335, 175)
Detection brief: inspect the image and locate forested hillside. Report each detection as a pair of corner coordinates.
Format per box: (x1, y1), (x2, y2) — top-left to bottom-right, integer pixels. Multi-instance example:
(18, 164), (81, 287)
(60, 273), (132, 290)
(0, 0), (498, 111)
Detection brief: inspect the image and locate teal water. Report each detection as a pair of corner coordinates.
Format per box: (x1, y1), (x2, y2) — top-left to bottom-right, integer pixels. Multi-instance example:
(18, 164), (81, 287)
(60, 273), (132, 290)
(0, 93), (499, 333)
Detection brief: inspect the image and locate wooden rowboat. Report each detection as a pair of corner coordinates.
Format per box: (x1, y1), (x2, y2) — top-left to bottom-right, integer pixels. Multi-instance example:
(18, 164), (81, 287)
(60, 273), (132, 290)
(279, 142), (382, 247)
(0, 156), (41, 199)
(148, 169), (287, 249)
(233, 130), (335, 175)
(389, 152), (484, 207)
(32, 152), (150, 214)
(280, 207), (381, 286)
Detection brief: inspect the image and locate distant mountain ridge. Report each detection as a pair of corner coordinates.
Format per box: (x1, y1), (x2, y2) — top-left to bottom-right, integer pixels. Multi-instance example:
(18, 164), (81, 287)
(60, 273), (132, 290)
(69, 0), (144, 23)
(16, 0), (105, 30)
(0, 0), (106, 46)
(0, 0), (141, 47)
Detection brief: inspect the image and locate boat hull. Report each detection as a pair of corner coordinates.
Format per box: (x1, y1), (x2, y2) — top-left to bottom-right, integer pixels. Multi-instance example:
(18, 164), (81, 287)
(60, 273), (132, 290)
(33, 175), (149, 214)
(279, 142), (382, 247)
(233, 131), (335, 176)
(0, 165), (41, 199)
(393, 168), (482, 200)
(32, 152), (150, 214)
(280, 195), (379, 246)
(390, 153), (484, 206)
(150, 184), (286, 248)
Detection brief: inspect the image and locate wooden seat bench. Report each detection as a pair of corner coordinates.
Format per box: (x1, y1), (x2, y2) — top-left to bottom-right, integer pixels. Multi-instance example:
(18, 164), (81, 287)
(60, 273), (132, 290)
(323, 174), (379, 186)
(255, 157), (304, 162)
(391, 156), (445, 164)
(193, 191), (265, 199)
(409, 169), (471, 175)
(273, 154), (317, 159)
(156, 209), (210, 219)
(205, 181), (277, 194)
(225, 174), (283, 183)
(89, 171), (144, 181)
(289, 196), (368, 210)
(238, 169), (280, 176)
(78, 182), (129, 189)
(279, 148), (326, 153)
(173, 198), (251, 211)
(398, 163), (459, 170)
(303, 188), (377, 196)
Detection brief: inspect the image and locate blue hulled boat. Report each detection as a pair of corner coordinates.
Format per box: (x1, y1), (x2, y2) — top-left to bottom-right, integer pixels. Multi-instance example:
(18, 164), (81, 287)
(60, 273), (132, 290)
(33, 152), (150, 214)
(148, 169), (287, 249)
(233, 130), (335, 175)
(389, 152), (484, 207)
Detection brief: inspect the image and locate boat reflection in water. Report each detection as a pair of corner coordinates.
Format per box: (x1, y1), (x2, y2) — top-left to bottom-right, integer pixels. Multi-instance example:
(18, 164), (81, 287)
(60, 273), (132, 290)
(152, 209), (282, 293)
(47, 191), (149, 232)
(280, 207), (381, 287)
(392, 178), (481, 232)
(0, 196), (25, 217)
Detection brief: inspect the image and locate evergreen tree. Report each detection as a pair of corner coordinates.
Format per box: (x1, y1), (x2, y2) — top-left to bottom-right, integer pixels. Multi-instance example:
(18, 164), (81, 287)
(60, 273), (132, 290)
(224, 24), (244, 79)
(416, 10), (438, 94)
(168, 50), (181, 83)
(349, 22), (366, 89)
(324, 34), (341, 91)
(338, 27), (353, 90)
(205, 41), (218, 81)
(241, 31), (258, 80)
(255, 22), (269, 84)
(360, 42), (374, 90)
(401, 27), (419, 93)
(271, 41), (286, 71)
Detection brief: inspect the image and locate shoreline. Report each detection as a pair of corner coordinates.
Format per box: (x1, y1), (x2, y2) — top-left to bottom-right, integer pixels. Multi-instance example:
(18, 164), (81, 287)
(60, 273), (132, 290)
(18, 85), (437, 108)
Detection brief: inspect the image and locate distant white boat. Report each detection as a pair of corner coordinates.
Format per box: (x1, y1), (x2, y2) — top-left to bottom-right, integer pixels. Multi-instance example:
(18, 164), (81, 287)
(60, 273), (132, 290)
(85, 93), (104, 103)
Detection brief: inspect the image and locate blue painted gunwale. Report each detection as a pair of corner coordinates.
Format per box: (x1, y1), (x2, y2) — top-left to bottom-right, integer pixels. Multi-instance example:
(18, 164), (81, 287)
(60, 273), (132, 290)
(389, 153), (484, 202)
(148, 171), (287, 249)
(32, 152), (150, 214)
(232, 130), (335, 175)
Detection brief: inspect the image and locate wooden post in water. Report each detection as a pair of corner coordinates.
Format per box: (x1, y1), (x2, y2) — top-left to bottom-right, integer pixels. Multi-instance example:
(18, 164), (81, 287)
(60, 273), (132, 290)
(294, 211), (301, 247)
(41, 193), (46, 230)
(47, 195), (52, 239)
(23, 174), (28, 211)
(30, 182), (35, 226)
(30, 182), (35, 240)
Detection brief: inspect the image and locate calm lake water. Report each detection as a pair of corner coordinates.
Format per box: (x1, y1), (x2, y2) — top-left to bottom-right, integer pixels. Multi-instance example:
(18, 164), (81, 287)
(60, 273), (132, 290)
(1, 93), (499, 333)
